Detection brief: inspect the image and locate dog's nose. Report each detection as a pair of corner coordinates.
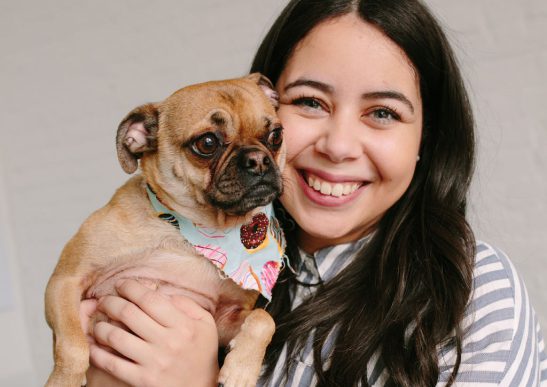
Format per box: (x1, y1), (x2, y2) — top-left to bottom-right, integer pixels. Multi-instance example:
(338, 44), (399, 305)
(239, 149), (271, 175)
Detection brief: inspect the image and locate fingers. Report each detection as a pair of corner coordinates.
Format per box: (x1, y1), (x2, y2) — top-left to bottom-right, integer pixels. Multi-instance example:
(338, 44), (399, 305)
(88, 280), (220, 387)
(97, 294), (160, 344)
(81, 298), (98, 322)
(80, 298), (98, 344)
(85, 365), (132, 387)
(170, 295), (215, 322)
(93, 320), (151, 364)
(96, 280), (216, 349)
(89, 344), (144, 387)
(115, 279), (194, 328)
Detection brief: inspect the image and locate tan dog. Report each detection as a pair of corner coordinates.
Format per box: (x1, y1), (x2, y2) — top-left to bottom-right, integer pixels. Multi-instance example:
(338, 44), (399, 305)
(45, 73), (285, 387)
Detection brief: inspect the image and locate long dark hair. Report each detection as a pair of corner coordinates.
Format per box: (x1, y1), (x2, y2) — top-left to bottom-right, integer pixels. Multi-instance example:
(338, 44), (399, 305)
(251, 0), (476, 386)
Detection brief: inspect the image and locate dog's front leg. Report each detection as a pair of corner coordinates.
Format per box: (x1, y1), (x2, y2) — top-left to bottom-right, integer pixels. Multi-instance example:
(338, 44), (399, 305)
(218, 309), (275, 387)
(45, 274), (89, 387)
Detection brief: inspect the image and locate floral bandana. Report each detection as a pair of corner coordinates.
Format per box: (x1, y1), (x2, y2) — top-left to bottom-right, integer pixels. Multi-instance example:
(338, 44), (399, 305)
(146, 185), (286, 300)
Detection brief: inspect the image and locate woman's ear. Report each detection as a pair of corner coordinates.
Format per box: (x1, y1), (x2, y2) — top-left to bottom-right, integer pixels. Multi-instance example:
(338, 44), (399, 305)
(116, 103), (159, 174)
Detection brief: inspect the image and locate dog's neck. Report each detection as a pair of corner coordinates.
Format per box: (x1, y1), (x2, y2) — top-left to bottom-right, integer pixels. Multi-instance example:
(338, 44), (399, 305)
(145, 183), (286, 301)
(145, 180), (254, 230)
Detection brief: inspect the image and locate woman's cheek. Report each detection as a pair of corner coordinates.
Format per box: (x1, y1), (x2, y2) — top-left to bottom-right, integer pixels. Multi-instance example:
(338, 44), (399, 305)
(281, 110), (324, 156)
(279, 116), (306, 161)
(373, 133), (419, 178)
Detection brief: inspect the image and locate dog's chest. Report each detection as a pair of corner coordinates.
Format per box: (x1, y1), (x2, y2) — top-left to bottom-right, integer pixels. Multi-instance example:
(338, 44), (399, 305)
(147, 186), (286, 301)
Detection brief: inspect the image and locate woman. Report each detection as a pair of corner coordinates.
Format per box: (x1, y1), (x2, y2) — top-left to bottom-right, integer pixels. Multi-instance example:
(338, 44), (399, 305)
(84, 0), (547, 385)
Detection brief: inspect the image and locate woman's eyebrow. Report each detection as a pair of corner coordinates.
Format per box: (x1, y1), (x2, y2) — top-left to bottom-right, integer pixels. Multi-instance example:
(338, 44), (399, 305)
(283, 78), (334, 94)
(362, 91), (415, 114)
(283, 80), (415, 114)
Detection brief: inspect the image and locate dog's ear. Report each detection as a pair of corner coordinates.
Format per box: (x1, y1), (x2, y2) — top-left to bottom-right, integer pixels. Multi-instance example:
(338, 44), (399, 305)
(116, 103), (159, 174)
(247, 73), (279, 109)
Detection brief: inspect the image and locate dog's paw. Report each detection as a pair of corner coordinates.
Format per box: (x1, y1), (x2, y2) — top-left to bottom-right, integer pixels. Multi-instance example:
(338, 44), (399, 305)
(217, 373), (257, 387)
(218, 350), (261, 387)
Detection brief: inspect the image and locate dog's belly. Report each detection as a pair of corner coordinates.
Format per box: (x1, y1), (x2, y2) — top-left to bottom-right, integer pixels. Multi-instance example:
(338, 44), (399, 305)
(85, 249), (226, 313)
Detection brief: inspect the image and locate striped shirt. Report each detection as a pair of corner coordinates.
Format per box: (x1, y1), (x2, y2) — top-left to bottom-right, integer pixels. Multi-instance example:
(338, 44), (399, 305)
(259, 240), (547, 386)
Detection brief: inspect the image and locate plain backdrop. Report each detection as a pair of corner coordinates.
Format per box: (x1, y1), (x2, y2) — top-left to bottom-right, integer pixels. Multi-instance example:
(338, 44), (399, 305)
(1, 0), (546, 385)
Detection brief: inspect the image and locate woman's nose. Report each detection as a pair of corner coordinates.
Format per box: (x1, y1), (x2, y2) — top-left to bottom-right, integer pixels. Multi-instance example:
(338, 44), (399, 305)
(315, 114), (363, 163)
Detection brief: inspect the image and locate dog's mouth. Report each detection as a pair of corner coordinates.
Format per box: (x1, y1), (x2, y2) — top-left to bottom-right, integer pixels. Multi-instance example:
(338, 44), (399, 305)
(206, 147), (283, 215)
(208, 181), (282, 216)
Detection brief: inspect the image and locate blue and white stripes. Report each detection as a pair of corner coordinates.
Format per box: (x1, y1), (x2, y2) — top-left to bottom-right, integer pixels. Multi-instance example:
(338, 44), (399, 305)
(436, 242), (547, 386)
(259, 241), (547, 386)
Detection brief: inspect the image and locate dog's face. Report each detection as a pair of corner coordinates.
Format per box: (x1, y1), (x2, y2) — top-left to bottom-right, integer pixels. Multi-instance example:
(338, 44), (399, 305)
(116, 74), (285, 221)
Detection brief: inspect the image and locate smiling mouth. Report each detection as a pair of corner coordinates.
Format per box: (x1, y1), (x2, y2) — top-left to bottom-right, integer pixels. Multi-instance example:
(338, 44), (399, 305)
(302, 172), (366, 197)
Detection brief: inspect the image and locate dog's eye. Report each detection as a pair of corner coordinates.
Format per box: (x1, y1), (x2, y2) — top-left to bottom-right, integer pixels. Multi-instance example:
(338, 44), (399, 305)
(267, 127), (283, 150)
(191, 133), (220, 157)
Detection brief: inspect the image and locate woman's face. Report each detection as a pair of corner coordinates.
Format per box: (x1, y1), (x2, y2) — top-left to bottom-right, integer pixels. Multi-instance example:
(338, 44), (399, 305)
(277, 14), (423, 253)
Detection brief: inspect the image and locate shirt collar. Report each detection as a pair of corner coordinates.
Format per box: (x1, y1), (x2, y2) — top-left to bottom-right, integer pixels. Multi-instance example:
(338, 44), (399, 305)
(294, 235), (371, 284)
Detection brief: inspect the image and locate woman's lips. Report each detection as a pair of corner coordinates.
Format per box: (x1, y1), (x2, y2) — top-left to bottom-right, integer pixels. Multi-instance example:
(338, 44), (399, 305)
(296, 170), (368, 207)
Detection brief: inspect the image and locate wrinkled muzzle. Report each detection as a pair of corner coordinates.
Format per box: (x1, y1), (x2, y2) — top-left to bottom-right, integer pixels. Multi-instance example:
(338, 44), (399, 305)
(207, 147), (283, 215)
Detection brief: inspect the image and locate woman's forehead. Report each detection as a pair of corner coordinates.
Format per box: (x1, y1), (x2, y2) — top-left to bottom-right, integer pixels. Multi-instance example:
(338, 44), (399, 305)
(281, 14), (421, 106)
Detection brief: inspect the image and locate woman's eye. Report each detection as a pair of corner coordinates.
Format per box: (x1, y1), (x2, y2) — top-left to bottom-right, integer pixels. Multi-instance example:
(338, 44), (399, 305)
(293, 97), (323, 110)
(191, 133), (220, 157)
(370, 108), (400, 123)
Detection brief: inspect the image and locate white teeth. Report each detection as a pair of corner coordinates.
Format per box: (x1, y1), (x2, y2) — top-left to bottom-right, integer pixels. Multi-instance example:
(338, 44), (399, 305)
(305, 173), (362, 197)
(343, 184), (352, 195)
(320, 182), (332, 195)
(313, 179), (321, 191)
(332, 184), (344, 197)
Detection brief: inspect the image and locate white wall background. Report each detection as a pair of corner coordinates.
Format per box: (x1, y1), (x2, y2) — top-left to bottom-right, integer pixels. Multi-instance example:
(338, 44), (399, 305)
(0, 0), (545, 384)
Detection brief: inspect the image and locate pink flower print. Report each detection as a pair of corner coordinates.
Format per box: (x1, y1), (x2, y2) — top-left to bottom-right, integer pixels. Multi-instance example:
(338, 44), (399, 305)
(260, 260), (281, 297)
(194, 244), (227, 269)
(230, 261), (261, 292)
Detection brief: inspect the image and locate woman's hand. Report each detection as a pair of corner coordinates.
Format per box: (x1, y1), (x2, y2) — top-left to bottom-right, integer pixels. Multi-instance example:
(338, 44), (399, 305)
(80, 298), (128, 386)
(81, 279), (219, 387)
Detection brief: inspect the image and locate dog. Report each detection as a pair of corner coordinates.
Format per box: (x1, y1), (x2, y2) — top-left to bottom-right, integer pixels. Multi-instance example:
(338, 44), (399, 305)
(45, 73), (285, 387)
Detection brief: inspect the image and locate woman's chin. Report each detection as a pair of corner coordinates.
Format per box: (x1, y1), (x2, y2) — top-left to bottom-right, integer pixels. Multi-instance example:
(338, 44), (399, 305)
(294, 216), (370, 252)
